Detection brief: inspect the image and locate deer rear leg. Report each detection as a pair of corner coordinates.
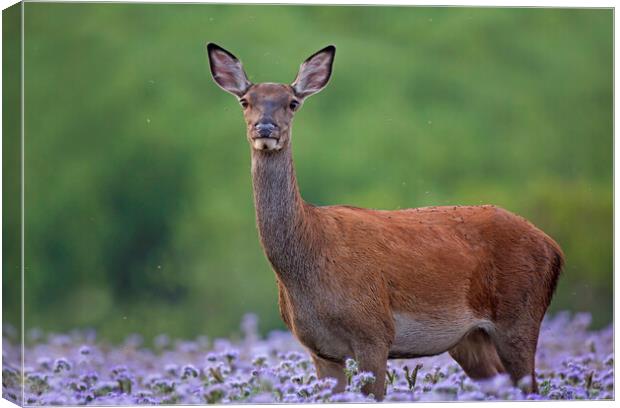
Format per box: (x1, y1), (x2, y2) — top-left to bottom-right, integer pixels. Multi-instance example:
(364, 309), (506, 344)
(311, 354), (346, 394)
(490, 322), (541, 394)
(449, 328), (506, 379)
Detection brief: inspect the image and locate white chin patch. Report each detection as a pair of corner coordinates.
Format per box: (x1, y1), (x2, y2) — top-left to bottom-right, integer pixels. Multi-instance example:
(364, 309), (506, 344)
(252, 138), (280, 151)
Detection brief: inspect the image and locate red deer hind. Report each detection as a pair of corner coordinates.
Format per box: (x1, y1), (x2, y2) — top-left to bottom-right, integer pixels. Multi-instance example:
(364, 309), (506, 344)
(207, 43), (564, 400)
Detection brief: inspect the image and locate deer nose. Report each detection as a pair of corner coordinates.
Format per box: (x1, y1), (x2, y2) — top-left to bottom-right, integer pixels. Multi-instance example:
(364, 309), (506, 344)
(255, 122), (277, 137)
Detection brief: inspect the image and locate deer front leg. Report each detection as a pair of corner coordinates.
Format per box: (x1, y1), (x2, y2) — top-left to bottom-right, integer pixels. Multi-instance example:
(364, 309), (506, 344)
(311, 354), (346, 393)
(353, 342), (389, 401)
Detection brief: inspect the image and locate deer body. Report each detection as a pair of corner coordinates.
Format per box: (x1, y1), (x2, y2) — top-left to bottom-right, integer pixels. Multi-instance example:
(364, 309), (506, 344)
(207, 44), (564, 400)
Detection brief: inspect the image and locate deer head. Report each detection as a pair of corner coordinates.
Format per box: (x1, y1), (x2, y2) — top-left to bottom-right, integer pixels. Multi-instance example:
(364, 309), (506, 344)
(207, 43), (336, 152)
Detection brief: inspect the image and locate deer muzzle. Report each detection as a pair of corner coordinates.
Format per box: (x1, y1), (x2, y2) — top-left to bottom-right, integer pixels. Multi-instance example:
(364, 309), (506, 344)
(254, 122), (277, 138)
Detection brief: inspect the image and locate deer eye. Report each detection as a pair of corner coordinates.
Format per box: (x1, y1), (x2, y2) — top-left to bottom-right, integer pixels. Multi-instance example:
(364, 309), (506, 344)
(289, 100), (300, 111)
(239, 99), (249, 109)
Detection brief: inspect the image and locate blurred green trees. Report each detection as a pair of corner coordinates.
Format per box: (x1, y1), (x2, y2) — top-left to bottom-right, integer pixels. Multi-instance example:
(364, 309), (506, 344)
(10, 4), (612, 341)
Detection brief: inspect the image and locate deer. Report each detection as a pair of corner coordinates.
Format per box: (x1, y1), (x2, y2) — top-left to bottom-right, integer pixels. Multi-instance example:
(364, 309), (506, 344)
(206, 43), (564, 400)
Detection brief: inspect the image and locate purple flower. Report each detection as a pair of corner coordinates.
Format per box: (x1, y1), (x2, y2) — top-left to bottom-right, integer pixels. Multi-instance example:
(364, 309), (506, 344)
(348, 371), (376, 392)
(164, 363), (179, 377)
(52, 358), (72, 373)
(36, 357), (53, 371)
(26, 372), (49, 394)
(223, 349), (240, 363)
(181, 364), (199, 379)
(4, 312), (612, 404)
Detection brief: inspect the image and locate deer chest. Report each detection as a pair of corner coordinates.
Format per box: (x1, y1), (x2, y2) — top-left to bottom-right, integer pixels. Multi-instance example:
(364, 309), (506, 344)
(277, 283), (351, 360)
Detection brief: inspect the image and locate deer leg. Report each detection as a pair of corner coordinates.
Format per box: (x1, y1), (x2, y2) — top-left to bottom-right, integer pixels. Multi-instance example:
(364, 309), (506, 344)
(449, 328), (506, 379)
(311, 354), (346, 393)
(353, 343), (389, 401)
(489, 324), (540, 394)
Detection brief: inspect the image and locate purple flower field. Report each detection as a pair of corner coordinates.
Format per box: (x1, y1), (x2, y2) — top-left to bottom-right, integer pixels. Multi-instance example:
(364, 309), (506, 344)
(2, 312), (613, 405)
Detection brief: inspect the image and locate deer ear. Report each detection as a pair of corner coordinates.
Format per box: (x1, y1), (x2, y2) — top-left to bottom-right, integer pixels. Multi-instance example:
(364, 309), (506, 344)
(207, 43), (252, 97)
(291, 45), (335, 99)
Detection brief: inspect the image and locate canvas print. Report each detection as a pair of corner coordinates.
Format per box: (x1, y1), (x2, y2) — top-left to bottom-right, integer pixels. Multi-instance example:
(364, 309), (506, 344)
(2, 2), (613, 405)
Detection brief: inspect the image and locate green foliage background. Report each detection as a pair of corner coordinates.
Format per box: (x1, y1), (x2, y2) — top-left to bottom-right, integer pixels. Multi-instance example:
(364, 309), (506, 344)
(7, 4), (613, 342)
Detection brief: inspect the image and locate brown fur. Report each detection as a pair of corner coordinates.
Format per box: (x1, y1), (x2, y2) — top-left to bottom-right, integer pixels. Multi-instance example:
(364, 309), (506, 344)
(207, 43), (564, 400)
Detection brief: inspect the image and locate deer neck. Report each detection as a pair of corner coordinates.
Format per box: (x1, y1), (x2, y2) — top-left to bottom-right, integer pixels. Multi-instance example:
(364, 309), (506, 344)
(250, 142), (321, 281)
